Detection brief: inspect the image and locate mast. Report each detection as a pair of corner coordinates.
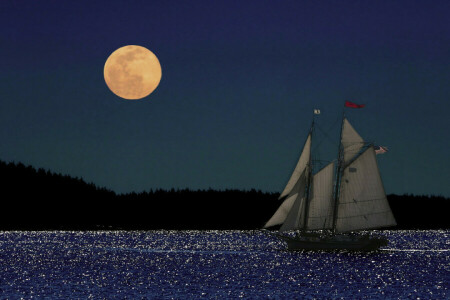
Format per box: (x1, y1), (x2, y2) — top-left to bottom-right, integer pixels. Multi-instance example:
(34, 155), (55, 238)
(332, 109), (345, 233)
(302, 114), (315, 230)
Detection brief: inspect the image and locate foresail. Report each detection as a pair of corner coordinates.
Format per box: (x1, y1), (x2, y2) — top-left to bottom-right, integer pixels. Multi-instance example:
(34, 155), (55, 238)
(280, 196), (305, 232)
(336, 147), (397, 232)
(307, 162), (334, 230)
(264, 170), (307, 228)
(263, 194), (297, 228)
(342, 118), (364, 163)
(279, 134), (311, 199)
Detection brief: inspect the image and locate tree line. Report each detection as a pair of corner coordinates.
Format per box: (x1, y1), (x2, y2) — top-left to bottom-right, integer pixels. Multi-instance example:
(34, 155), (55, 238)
(0, 160), (448, 230)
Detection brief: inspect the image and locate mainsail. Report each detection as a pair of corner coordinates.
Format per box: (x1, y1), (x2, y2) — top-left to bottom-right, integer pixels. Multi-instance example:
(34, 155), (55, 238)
(335, 146), (397, 232)
(306, 162), (334, 230)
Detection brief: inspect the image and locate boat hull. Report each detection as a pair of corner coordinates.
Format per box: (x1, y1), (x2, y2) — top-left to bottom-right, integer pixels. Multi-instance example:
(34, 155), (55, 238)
(276, 233), (388, 251)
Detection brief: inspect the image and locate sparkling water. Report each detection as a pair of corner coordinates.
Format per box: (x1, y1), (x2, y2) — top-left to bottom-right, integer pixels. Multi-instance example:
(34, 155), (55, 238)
(0, 230), (448, 299)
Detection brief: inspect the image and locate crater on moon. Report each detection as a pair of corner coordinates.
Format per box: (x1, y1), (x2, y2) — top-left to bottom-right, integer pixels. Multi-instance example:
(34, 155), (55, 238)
(104, 45), (162, 100)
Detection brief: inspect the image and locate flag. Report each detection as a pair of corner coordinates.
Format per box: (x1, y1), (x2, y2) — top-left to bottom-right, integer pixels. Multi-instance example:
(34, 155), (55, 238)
(345, 101), (365, 108)
(314, 109), (320, 114)
(374, 146), (388, 155)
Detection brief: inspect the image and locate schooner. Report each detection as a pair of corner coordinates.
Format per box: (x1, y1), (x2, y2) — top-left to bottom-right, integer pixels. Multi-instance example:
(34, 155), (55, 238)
(264, 106), (396, 251)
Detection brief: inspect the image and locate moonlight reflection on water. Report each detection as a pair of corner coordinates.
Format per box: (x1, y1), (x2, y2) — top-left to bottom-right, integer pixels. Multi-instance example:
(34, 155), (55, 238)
(0, 230), (447, 299)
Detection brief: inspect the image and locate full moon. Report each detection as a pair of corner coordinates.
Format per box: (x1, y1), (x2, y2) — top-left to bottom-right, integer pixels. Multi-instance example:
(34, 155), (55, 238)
(104, 45), (162, 100)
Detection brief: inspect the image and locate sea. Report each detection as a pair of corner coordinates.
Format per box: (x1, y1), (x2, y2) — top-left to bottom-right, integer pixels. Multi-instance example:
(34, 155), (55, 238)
(0, 230), (447, 299)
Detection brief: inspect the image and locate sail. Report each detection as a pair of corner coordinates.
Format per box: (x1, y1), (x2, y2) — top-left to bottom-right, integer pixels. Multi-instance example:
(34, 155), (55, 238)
(279, 134), (311, 199)
(335, 147), (397, 232)
(306, 162), (335, 230)
(341, 118), (364, 163)
(263, 194), (297, 228)
(280, 196), (305, 232)
(264, 169), (307, 228)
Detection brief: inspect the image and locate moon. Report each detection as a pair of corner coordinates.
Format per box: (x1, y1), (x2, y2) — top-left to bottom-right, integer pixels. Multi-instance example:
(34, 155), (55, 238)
(104, 45), (162, 100)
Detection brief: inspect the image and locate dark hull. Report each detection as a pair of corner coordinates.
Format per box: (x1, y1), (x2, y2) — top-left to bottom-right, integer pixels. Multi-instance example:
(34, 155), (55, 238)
(276, 233), (388, 251)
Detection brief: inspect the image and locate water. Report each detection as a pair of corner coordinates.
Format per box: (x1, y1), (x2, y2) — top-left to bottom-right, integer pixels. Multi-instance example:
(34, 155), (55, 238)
(0, 230), (448, 299)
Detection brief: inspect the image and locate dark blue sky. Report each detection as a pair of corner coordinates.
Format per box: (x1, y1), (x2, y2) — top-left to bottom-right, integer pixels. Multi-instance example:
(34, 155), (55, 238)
(1, 1), (449, 195)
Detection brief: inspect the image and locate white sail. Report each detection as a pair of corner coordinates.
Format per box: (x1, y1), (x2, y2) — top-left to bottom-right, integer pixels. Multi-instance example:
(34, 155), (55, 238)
(279, 134), (311, 199)
(264, 169), (307, 228)
(280, 196), (305, 232)
(342, 118), (364, 163)
(263, 193), (297, 228)
(335, 147), (396, 232)
(307, 162), (335, 230)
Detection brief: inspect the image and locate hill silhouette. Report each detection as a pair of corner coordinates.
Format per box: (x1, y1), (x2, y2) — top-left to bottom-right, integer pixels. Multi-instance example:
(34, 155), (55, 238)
(0, 160), (448, 230)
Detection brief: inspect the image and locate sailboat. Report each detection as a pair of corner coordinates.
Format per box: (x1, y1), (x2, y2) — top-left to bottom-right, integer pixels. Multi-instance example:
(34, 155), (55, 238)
(263, 110), (396, 251)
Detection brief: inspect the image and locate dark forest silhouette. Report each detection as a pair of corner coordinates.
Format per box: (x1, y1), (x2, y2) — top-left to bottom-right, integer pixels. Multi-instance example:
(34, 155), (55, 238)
(0, 160), (448, 230)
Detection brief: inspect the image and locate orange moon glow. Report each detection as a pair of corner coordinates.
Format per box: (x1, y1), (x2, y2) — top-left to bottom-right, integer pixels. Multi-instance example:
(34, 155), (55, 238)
(104, 45), (162, 100)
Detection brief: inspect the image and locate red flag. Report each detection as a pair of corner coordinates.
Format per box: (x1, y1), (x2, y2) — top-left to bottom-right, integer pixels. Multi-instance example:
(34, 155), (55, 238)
(345, 101), (365, 108)
(375, 146), (388, 155)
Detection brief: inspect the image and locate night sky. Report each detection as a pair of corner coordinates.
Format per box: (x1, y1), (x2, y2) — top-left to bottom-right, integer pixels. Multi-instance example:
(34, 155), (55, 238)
(1, 1), (449, 196)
